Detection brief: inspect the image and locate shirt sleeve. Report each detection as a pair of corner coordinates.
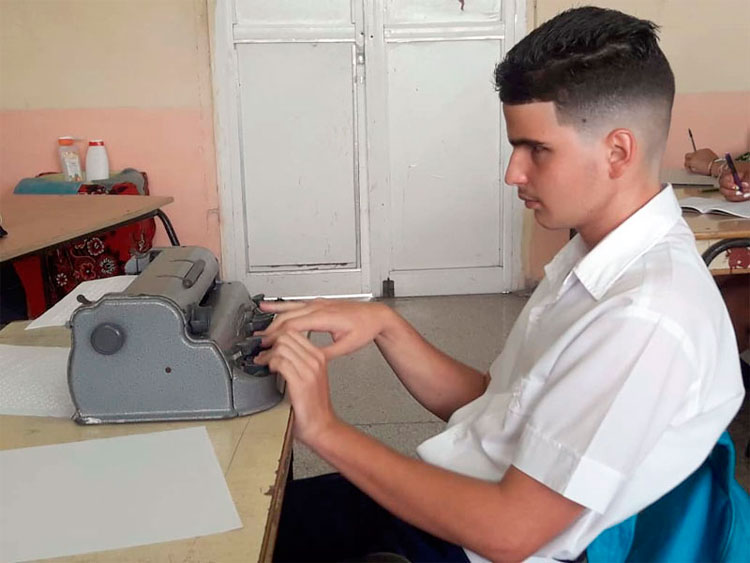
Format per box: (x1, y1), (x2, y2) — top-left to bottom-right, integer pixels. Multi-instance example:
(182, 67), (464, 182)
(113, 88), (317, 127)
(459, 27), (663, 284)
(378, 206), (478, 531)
(511, 306), (699, 514)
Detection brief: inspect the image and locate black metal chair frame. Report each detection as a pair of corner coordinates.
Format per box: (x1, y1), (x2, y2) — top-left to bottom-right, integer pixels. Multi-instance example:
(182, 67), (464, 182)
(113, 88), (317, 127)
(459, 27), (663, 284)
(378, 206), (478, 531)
(702, 237), (750, 458)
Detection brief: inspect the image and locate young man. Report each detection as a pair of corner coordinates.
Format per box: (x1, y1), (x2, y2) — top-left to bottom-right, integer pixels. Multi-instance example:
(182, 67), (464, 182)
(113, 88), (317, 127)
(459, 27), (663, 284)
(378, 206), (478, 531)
(255, 7), (744, 562)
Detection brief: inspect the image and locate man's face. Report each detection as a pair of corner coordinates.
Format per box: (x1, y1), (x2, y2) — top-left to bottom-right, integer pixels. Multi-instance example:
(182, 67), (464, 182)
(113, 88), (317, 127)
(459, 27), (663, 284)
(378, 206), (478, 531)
(503, 102), (612, 235)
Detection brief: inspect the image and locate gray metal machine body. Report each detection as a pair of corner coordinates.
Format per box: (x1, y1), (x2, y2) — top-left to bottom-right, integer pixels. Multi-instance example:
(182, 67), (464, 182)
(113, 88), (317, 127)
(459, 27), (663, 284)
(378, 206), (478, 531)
(68, 246), (283, 424)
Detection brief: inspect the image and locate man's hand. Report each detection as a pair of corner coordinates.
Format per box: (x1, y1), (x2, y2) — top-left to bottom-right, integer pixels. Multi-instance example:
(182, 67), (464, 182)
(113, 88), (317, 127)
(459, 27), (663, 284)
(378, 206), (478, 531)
(718, 164), (750, 202)
(254, 330), (340, 447)
(684, 148), (718, 175)
(258, 299), (392, 358)
(260, 298), (487, 422)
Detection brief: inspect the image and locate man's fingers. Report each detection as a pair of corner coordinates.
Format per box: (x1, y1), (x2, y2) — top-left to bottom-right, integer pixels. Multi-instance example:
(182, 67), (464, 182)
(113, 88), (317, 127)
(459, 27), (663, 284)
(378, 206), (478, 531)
(320, 338), (356, 359)
(256, 331), (326, 374)
(259, 300), (307, 313)
(260, 309), (338, 343)
(268, 354), (300, 385)
(286, 331), (327, 365)
(259, 297), (331, 315)
(261, 330), (343, 361)
(267, 313), (353, 359)
(258, 316), (309, 346)
(257, 304), (326, 336)
(275, 332), (324, 374)
(266, 338), (312, 379)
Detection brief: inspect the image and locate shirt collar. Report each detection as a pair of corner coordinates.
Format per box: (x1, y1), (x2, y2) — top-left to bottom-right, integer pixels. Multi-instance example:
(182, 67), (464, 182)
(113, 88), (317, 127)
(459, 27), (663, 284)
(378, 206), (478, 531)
(544, 184), (683, 301)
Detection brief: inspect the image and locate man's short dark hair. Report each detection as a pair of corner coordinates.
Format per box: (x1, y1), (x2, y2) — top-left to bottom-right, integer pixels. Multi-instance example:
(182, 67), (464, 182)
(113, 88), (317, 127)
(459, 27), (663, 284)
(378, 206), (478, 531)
(495, 6), (675, 138)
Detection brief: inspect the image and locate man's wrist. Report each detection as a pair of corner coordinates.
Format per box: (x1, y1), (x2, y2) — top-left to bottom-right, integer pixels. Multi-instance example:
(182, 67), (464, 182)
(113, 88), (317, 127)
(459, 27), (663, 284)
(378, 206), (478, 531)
(304, 415), (348, 453)
(373, 302), (403, 342)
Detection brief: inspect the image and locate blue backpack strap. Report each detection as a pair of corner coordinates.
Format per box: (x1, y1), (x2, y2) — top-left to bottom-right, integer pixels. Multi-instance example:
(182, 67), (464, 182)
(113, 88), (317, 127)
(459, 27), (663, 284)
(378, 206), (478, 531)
(588, 431), (750, 562)
(586, 514), (635, 563)
(712, 432), (750, 562)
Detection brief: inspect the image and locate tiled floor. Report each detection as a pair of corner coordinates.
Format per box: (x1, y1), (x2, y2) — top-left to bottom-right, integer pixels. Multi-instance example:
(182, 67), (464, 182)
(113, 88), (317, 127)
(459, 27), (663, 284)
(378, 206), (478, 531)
(292, 293), (750, 494)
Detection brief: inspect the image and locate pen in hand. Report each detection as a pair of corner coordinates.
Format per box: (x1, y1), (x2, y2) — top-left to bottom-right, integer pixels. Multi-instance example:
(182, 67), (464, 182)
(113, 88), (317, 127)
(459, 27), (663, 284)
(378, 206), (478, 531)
(688, 129), (697, 152)
(724, 153), (745, 193)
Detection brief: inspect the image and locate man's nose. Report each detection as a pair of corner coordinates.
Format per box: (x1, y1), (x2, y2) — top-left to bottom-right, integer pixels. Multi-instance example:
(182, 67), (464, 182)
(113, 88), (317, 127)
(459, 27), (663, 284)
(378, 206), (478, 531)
(505, 151), (527, 187)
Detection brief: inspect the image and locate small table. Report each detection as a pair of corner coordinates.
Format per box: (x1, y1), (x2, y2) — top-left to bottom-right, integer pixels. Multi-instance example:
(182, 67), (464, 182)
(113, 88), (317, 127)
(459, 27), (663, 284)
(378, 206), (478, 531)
(0, 194), (176, 262)
(0, 321), (294, 562)
(676, 187), (750, 275)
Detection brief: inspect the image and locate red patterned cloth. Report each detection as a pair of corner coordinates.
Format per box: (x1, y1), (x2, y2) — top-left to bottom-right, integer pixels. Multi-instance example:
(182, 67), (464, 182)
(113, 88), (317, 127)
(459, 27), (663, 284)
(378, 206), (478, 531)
(727, 247), (750, 270)
(12, 179), (156, 318)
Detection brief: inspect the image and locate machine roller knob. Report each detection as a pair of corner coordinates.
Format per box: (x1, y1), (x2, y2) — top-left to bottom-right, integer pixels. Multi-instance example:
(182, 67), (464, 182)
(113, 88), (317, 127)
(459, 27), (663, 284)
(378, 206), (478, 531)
(90, 323), (125, 355)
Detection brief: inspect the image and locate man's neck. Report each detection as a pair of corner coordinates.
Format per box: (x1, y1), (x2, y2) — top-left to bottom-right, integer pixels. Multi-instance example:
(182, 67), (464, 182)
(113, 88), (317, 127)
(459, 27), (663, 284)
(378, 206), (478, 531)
(577, 176), (662, 248)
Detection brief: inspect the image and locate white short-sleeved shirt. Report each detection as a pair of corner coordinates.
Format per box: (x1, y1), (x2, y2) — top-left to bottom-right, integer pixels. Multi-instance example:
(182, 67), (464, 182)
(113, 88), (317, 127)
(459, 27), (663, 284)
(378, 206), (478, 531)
(417, 185), (744, 562)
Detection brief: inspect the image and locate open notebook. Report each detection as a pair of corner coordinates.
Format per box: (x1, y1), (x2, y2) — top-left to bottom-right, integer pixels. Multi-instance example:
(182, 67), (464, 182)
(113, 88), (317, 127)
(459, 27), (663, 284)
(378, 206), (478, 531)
(679, 197), (750, 219)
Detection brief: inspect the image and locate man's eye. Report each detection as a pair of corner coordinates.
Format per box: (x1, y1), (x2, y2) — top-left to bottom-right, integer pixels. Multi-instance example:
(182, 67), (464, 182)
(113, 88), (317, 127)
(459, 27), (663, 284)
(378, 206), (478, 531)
(531, 145), (546, 154)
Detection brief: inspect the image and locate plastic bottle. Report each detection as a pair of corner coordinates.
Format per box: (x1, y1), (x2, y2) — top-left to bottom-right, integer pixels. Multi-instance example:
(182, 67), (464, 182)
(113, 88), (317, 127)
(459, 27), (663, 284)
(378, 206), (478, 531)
(85, 140), (110, 182)
(58, 136), (83, 182)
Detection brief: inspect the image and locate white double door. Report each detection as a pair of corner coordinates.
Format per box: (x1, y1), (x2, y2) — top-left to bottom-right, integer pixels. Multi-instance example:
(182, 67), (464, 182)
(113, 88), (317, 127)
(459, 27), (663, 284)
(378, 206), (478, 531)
(214, 0), (524, 297)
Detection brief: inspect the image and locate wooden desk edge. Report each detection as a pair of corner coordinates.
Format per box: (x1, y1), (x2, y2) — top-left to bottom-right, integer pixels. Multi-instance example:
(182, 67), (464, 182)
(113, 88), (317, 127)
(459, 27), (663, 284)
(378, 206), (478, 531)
(259, 408), (295, 562)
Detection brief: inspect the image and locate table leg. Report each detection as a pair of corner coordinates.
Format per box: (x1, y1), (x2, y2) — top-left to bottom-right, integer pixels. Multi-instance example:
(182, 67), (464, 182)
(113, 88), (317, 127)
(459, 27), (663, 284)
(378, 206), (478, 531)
(155, 210), (181, 246)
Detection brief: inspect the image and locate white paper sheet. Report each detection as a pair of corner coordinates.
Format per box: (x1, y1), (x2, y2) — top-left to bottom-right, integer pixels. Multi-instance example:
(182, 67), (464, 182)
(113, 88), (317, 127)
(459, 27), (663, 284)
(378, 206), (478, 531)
(0, 344), (74, 418)
(25, 275), (136, 330)
(0, 427), (242, 562)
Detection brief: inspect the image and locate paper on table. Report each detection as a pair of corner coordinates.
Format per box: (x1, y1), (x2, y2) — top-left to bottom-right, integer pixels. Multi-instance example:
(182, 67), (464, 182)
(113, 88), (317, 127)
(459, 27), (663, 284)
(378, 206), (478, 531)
(26, 275), (136, 330)
(0, 344), (74, 418)
(0, 427), (242, 562)
(679, 196), (750, 218)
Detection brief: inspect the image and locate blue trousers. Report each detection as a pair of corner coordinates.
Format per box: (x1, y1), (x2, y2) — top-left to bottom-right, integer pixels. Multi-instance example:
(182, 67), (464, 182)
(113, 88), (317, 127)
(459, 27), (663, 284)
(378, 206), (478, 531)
(273, 472), (470, 562)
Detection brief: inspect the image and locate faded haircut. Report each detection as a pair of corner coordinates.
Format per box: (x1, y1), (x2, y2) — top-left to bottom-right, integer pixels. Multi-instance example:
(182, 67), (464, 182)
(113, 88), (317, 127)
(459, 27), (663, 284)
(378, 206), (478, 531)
(495, 6), (675, 157)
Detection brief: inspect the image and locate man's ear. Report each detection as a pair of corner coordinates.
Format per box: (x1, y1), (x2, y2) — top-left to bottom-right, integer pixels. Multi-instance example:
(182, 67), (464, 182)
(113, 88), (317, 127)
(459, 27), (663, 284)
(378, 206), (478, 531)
(605, 128), (636, 179)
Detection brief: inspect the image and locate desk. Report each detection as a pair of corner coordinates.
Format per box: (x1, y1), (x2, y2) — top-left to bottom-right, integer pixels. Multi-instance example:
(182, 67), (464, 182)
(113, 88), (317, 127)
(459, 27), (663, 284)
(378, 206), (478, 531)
(0, 194), (175, 262)
(0, 321), (294, 562)
(676, 187), (750, 275)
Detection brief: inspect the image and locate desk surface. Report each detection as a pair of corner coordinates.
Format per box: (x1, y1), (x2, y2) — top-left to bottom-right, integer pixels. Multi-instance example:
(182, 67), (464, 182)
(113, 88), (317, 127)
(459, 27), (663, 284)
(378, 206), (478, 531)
(0, 322), (293, 562)
(676, 186), (750, 240)
(0, 194), (174, 262)
(682, 212), (750, 241)
(674, 187), (750, 276)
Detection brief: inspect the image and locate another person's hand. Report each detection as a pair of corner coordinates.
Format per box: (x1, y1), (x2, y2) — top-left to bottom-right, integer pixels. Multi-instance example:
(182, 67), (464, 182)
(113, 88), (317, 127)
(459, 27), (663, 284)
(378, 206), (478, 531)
(254, 331), (338, 446)
(718, 166), (750, 202)
(684, 148), (718, 176)
(258, 298), (392, 358)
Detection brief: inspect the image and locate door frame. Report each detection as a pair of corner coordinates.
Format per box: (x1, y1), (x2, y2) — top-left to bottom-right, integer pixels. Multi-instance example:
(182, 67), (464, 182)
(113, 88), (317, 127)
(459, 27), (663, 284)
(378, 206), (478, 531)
(211, 0), (526, 296)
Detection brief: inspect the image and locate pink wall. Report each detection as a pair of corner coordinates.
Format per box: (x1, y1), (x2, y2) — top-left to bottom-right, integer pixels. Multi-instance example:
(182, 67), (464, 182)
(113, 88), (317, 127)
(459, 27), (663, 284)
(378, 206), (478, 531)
(0, 108), (221, 257)
(664, 91), (750, 169)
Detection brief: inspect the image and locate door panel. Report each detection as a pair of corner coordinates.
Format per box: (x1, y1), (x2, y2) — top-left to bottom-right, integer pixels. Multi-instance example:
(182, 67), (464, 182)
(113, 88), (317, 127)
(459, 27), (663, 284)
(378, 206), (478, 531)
(387, 40), (502, 272)
(237, 43), (358, 270)
(224, 0), (369, 297)
(378, 1), (511, 295)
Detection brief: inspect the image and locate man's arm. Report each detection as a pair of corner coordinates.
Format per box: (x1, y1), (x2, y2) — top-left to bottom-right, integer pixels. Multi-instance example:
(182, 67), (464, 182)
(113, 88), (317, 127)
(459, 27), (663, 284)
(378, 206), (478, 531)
(324, 426), (582, 561)
(259, 300), (489, 421)
(257, 331), (584, 561)
(373, 305), (489, 421)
